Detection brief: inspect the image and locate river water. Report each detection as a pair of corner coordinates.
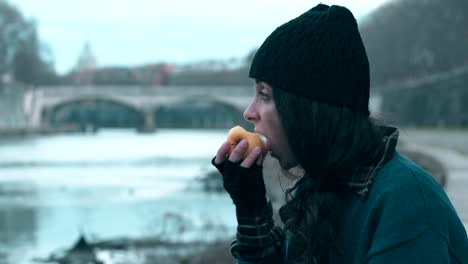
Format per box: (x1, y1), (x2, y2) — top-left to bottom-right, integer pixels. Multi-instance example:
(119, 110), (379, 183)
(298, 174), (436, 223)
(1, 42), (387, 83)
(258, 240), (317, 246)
(0, 129), (236, 264)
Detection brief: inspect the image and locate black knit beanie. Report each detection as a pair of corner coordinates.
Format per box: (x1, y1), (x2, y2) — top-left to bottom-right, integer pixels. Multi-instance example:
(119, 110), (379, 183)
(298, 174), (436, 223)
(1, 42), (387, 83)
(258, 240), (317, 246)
(249, 4), (370, 115)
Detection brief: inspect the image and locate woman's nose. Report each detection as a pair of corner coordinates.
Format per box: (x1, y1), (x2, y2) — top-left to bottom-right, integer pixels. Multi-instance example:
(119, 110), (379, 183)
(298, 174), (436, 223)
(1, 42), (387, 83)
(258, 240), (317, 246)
(243, 102), (258, 123)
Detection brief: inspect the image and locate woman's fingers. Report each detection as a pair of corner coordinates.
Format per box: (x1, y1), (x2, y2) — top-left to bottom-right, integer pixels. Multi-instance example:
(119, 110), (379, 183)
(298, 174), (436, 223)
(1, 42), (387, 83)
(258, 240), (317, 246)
(214, 141), (231, 164)
(256, 151), (265, 166)
(229, 140), (248, 163)
(241, 146), (262, 168)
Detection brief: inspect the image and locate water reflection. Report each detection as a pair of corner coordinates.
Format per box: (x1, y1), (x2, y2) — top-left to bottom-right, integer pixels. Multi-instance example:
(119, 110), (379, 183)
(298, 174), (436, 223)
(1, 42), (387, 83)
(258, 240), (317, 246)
(0, 184), (38, 263)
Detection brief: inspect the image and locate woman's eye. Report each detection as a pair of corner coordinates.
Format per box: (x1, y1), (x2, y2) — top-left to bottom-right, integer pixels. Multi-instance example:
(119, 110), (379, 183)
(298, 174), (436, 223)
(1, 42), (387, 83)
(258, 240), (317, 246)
(258, 91), (269, 100)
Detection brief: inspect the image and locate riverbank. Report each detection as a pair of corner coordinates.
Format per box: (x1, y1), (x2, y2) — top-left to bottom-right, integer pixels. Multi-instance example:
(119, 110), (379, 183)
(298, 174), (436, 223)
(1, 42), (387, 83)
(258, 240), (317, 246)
(399, 127), (468, 156)
(33, 234), (236, 264)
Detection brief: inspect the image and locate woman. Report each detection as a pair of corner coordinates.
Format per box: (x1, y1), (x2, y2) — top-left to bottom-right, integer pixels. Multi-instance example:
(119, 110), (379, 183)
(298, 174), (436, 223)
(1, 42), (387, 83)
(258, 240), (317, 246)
(212, 3), (468, 264)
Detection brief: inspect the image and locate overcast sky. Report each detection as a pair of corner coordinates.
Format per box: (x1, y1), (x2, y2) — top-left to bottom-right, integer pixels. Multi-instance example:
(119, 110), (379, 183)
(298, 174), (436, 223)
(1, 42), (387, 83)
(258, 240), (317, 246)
(9, 0), (389, 74)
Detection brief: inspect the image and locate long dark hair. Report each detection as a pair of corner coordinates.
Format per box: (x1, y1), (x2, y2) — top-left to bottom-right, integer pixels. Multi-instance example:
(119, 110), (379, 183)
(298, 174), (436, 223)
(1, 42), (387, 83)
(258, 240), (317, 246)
(272, 87), (383, 263)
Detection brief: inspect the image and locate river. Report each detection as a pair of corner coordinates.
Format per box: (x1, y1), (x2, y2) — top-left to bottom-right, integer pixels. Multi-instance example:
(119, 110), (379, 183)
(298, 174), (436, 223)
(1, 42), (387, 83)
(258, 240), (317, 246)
(0, 129), (236, 264)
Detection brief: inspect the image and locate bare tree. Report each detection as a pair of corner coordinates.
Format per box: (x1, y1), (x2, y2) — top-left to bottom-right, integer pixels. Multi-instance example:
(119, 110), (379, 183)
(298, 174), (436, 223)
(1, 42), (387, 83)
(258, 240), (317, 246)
(0, 1), (59, 87)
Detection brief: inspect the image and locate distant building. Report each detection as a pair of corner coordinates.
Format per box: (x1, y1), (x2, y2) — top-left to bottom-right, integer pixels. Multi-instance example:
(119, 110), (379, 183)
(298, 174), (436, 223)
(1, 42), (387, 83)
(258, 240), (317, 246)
(71, 42), (98, 85)
(133, 63), (173, 86)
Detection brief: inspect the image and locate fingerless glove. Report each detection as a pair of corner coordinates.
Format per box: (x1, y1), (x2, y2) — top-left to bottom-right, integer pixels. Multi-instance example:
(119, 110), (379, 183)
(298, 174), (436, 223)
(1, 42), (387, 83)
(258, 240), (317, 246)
(211, 158), (267, 209)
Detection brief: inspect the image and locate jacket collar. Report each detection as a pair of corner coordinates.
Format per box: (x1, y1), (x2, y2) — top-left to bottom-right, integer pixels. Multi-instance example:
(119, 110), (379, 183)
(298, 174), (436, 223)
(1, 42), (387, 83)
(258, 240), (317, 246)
(342, 125), (398, 196)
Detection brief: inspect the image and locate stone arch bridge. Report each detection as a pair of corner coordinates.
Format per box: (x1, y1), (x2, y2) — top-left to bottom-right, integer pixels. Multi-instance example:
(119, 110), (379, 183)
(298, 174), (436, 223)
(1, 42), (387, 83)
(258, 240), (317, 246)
(24, 85), (254, 132)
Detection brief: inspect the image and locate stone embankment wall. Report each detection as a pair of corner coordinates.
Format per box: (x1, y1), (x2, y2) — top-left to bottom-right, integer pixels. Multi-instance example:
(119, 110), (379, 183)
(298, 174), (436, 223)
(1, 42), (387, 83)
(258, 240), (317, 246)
(381, 66), (468, 127)
(0, 86), (28, 131)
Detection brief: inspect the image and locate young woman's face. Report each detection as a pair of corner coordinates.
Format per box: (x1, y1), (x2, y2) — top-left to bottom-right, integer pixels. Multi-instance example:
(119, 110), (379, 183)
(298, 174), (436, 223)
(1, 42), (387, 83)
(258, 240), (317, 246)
(243, 80), (298, 169)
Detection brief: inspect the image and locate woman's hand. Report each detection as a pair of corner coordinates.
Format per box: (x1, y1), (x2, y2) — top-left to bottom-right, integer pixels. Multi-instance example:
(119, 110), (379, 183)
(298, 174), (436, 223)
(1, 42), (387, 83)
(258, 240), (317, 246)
(212, 140), (267, 209)
(214, 139), (264, 167)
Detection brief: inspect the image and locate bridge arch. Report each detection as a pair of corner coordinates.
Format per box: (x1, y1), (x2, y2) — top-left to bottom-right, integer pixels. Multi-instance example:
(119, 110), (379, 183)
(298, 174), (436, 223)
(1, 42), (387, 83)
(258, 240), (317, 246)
(155, 97), (252, 130)
(43, 97), (146, 132)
